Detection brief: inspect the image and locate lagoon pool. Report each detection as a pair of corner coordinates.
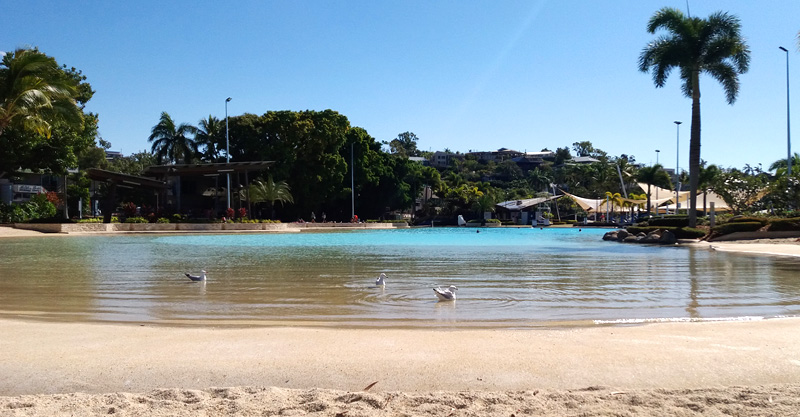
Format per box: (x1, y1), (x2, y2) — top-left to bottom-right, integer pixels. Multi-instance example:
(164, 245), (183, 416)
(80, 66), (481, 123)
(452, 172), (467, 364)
(1, 227), (799, 327)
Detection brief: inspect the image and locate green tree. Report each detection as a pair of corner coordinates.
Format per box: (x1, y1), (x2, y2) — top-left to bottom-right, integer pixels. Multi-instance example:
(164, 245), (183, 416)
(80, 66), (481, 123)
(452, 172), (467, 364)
(0, 50), (94, 178)
(635, 164), (672, 214)
(0, 48), (83, 139)
(768, 152), (800, 175)
(388, 131), (420, 158)
(639, 7), (750, 227)
(247, 175), (294, 219)
(195, 115), (224, 162)
(710, 166), (769, 214)
(148, 112), (198, 164)
(697, 162), (721, 213)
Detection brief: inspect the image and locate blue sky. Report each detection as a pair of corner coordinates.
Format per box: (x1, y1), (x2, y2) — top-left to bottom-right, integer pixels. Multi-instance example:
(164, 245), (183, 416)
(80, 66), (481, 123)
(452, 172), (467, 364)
(2, 1), (798, 171)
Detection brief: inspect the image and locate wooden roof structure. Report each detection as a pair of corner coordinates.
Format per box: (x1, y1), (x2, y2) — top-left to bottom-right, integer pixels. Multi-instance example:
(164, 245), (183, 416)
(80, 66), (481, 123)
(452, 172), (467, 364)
(144, 161), (274, 176)
(86, 169), (168, 189)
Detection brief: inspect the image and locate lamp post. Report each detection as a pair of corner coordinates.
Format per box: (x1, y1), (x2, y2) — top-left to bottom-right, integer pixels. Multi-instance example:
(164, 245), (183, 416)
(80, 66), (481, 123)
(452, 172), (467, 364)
(674, 121), (682, 215)
(655, 149), (660, 203)
(779, 46), (792, 176)
(225, 97), (232, 210)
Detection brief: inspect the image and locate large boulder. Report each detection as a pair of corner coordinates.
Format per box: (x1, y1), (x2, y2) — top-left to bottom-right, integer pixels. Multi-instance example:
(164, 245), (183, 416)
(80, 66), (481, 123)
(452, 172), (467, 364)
(624, 235), (641, 243)
(603, 231), (618, 241)
(659, 230), (677, 244)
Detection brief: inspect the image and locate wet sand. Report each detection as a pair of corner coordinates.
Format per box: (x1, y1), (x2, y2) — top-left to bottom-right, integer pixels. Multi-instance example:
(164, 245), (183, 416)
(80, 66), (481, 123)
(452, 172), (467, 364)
(2, 226), (800, 415)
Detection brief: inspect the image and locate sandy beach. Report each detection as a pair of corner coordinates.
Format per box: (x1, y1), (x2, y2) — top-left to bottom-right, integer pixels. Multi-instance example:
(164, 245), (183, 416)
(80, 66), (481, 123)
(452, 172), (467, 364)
(2, 226), (800, 416)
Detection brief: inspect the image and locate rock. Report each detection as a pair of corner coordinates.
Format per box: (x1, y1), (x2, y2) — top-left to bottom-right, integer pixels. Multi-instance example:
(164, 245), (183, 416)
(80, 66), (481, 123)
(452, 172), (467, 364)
(659, 230), (676, 244)
(617, 230), (630, 240)
(602, 231), (618, 241)
(623, 235), (641, 243)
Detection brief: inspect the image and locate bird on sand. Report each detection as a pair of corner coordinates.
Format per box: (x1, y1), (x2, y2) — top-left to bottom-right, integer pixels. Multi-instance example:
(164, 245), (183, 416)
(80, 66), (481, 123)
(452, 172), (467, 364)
(375, 273), (387, 287)
(185, 270), (207, 282)
(433, 285), (458, 301)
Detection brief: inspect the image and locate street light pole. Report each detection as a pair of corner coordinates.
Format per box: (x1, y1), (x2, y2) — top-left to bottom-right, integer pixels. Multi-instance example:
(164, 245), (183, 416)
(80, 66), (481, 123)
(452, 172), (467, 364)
(655, 149), (660, 203)
(674, 121), (682, 215)
(779, 46), (792, 176)
(225, 97), (232, 210)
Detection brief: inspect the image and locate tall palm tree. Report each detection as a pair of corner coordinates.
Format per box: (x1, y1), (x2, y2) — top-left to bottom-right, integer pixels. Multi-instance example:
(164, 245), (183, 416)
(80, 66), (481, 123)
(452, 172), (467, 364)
(195, 115), (223, 162)
(247, 175), (294, 219)
(636, 164), (672, 214)
(0, 48), (83, 138)
(148, 111), (198, 164)
(639, 7), (750, 227)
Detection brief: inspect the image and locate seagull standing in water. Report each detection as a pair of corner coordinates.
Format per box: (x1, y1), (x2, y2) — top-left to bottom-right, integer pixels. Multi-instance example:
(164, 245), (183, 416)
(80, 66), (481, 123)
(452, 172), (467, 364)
(185, 270), (207, 282)
(433, 285), (458, 301)
(375, 273), (387, 287)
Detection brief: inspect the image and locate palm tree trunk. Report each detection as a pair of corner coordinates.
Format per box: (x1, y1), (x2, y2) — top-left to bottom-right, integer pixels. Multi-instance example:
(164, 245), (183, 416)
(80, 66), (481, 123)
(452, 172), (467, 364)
(646, 184), (652, 214)
(688, 70), (702, 228)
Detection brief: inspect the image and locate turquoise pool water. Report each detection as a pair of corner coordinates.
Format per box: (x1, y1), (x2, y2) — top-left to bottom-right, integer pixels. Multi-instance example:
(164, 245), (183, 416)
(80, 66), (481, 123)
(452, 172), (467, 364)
(1, 227), (798, 327)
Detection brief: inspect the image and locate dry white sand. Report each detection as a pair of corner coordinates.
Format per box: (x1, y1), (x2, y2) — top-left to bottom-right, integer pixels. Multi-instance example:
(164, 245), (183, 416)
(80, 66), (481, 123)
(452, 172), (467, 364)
(2, 319), (800, 416)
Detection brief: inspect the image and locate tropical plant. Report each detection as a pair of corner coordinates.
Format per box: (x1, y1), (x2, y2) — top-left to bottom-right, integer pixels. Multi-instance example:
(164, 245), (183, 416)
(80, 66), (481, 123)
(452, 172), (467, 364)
(148, 112), (198, 164)
(768, 152), (800, 175)
(247, 175), (294, 219)
(0, 48), (83, 138)
(710, 166), (769, 214)
(195, 115), (224, 162)
(635, 164), (672, 214)
(639, 7), (750, 227)
(697, 163), (721, 213)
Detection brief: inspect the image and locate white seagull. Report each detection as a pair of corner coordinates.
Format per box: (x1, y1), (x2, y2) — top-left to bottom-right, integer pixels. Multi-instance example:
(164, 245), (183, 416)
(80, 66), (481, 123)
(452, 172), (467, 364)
(185, 270), (207, 282)
(375, 273), (387, 287)
(433, 285), (458, 301)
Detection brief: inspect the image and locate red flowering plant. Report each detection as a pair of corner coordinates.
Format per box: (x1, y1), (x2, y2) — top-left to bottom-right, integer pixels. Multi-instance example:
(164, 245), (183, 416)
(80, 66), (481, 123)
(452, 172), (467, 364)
(45, 191), (63, 208)
(122, 202), (137, 218)
(226, 207), (235, 221)
(238, 207), (247, 220)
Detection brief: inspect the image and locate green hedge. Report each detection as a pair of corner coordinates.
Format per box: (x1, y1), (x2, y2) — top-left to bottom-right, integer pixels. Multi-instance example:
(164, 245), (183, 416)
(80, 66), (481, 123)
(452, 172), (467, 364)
(124, 216), (149, 223)
(648, 216), (690, 227)
(711, 221), (764, 235)
(727, 216), (769, 226)
(626, 226), (707, 239)
(768, 217), (800, 231)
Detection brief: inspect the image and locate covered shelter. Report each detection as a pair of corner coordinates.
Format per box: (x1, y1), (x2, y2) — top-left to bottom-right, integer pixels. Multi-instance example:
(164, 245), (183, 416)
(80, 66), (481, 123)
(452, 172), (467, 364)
(496, 195), (562, 225)
(144, 161), (274, 217)
(635, 183), (730, 214)
(86, 169), (168, 223)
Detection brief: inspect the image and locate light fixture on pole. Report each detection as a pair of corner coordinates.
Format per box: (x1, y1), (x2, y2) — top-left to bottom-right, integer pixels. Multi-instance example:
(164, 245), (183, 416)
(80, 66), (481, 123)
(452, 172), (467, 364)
(779, 46), (792, 176)
(655, 149), (660, 202)
(674, 121), (682, 215)
(225, 97), (232, 210)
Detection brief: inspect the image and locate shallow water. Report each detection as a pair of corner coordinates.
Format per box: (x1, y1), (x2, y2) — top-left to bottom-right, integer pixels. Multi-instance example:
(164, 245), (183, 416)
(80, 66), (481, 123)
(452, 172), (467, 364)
(1, 228), (799, 328)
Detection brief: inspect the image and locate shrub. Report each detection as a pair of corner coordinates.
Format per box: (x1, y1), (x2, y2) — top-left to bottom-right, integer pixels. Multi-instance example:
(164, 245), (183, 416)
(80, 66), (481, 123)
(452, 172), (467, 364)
(727, 216), (769, 226)
(648, 216), (690, 227)
(124, 216), (149, 223)
(626, 226), (707, 239)
(155, 217), (170, 224)
(768, 217), (800, 232)
(121, 202), (137, 218)
(711, 221), (764, 235)
(78, 218), (104, 223)
(485, 219), (501, 223)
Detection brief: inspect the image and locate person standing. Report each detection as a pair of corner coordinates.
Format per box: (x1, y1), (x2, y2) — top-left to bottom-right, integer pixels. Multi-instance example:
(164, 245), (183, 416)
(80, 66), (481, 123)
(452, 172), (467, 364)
(311, 212), (316, 223)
